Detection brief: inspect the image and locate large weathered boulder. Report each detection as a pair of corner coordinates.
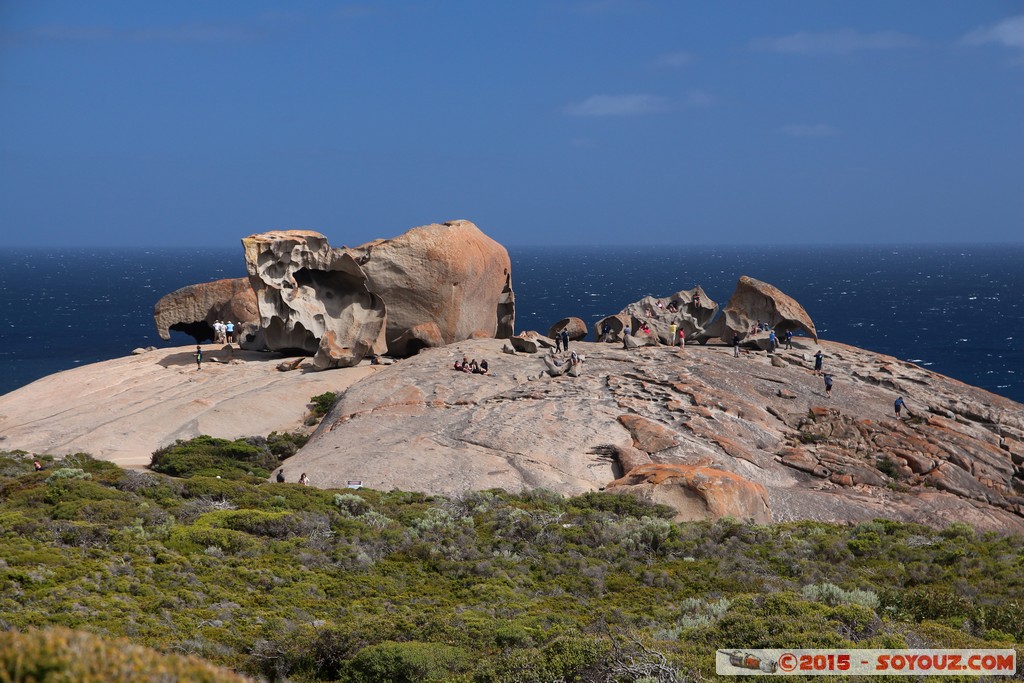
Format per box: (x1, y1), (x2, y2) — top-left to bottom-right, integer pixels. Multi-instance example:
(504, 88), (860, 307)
(606, 464), (772, 523)
(153, 278), (259, 345)
(617, 287), (718, 346)
(548, 317), (588, 341)
(593, 314), (631, 343)
(496, 272), (516, 339)
(242, 230), (388, 362)
(343, 220), (514, 356)
(711, 276), (817, 345)
(393, 322), (446, 355)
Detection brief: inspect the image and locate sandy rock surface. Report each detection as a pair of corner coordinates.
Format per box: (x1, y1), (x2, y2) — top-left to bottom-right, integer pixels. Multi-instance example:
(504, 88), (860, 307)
(291, 337), (1024, 531)
(3, 334), (1023, 532)
(0, 346), (378, 468)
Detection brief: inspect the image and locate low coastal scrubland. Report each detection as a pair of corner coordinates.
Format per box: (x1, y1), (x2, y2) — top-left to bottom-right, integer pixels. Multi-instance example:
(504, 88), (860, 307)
(1, 439), (1022, 682)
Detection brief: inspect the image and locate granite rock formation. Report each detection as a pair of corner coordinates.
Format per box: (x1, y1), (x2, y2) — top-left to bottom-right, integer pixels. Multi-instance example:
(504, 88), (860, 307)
(342, 220), (514, 356)
(153, 278), (260, 345)
(613, 287), (718, 346)
(708, 276), (818, 346)
(548, 317), (588, 341)
(285, 337), (1024, 531)
(606, 464), (772, 523)
(242, 230), (388, 366)
(593, 314), (631, 343)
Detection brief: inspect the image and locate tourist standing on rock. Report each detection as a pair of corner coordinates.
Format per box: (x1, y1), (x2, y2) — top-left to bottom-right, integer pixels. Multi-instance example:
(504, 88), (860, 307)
(623, 324), (631, 349)
(823, 374), (833, 398)
(600, 321), (611, 342)
(679, 327), (685, 347)
(785, 330), (793, 350)
(814, 350), (824, 374)
(561, 329), (570, 352)
(554, 332), (562, 352)
(768, 330), (777, 353)
(225, 321), (234, 344)
(668, 323), (677, 346)
(733, 334), (740, 358)
(894, 396), (908, 419)
(195, 345), (203, 371)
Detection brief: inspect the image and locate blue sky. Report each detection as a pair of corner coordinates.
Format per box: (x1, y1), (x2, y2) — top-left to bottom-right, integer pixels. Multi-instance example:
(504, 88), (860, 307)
(1, 1), (1022, 247)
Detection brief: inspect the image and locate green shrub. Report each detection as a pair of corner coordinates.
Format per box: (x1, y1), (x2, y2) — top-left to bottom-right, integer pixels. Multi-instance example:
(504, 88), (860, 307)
(310, 392), (339, 418)
(343, 640), (474, 683)
(150, 435), (278, 479)
(334, 493), (371, 516)
(44, 468), (91, 484)
(802, 582), (880, 610)
(0, 626), (253, 682)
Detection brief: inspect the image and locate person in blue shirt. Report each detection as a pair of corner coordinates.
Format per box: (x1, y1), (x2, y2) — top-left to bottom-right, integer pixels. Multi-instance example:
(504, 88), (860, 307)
(814, 350), (824, 375)
(894, 396), (907, 419)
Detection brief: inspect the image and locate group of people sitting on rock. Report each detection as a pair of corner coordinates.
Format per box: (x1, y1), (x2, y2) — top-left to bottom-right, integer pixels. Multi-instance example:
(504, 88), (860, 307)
(213, 320), (240, 344)
(454, 357), (489, 375)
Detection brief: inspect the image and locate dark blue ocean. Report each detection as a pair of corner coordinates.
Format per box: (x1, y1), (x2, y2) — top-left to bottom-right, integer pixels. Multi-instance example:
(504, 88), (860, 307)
(1, 245), (1021, 403)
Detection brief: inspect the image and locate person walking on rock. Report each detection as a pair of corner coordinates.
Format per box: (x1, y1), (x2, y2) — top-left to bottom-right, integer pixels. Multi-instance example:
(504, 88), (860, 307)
(561, 329), (570, 352)
(733, 334), (740, 358)
(768, 330), (777, 353)
(823, 373), (833, 398)
(785, 330), (793, 350)
(195, 345), (203, 371)
(894, 396), (908, 419)
(554, 332), (562, 353)
(814, 350), (824, 375)
(622, 324), (631, 349)
(668, 323), (677, 347)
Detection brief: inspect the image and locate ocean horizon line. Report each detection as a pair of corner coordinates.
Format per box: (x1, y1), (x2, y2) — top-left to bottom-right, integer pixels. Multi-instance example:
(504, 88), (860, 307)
(2, 241), (1023, 251)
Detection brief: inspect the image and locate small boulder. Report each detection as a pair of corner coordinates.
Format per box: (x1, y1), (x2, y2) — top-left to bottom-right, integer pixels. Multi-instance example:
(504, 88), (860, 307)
(606, 464), (771, 523)
(548, 317), (588, 341)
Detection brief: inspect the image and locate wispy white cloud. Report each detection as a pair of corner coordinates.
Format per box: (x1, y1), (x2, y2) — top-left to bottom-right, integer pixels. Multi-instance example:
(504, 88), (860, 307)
(564, 94), (670, 117)
(573, 0), (649, 14)
(779, 124), (839, 138)
(564, 90), (713, 117)
(960, 15), (1024, 49)
(752, 28), (920, 54)
(682, 89), (716, 108)
(651, 51), (694, 68)
(1, 21), (261, 45)
(125, 23), (259, 44)
(332, 5), (378, 20)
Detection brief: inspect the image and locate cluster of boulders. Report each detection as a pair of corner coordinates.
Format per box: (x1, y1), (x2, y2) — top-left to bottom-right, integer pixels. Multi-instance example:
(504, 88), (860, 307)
(154, 220), (514, 368)
(504, 276), (816, 354)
